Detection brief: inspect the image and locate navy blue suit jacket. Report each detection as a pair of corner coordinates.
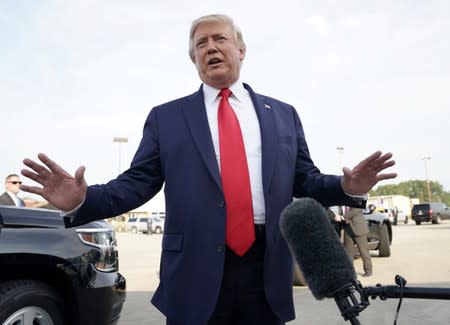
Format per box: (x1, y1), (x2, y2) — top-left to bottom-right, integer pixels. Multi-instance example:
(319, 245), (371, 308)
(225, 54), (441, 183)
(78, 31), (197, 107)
(71, 84), (362, 324)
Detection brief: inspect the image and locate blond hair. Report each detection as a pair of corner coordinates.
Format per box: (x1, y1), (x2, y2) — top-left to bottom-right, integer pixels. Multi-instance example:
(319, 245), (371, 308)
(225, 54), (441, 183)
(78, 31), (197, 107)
(188, 14), (246, 61)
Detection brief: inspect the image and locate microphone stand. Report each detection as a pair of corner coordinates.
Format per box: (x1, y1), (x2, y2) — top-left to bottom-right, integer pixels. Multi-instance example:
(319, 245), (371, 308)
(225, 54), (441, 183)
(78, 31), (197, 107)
(363, 275), (450, 301)
(333, 281), (370, 325)
(334, 275), (450, 324)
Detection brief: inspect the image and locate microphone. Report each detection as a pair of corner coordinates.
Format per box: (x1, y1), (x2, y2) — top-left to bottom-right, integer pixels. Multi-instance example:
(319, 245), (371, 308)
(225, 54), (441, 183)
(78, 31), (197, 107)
(279, 198), (450, 324)
(279, 198), (368, 324)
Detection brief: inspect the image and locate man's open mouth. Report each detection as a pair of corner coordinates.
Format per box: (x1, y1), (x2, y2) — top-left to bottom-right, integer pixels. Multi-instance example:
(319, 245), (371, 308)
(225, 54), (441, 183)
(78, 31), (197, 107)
(208, 58), (223, 65)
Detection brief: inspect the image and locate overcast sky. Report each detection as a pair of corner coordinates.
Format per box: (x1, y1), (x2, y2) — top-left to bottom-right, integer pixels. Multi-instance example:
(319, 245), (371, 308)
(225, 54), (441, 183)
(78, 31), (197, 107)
(1, 1), (449, 211)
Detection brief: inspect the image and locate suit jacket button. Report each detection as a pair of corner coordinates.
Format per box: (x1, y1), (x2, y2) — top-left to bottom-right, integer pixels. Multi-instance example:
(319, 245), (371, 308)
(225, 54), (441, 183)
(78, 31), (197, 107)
(219, 201), (225, 208)
(216, 244), (224, 253)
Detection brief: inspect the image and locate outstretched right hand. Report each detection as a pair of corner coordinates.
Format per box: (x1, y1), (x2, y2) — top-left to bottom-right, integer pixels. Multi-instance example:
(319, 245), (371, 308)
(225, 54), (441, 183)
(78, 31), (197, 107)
(21, 153), (87, 212)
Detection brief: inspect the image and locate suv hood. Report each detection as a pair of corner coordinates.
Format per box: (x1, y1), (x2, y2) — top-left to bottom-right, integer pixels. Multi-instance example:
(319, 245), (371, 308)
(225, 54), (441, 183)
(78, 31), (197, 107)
(0, 205), (64, 228)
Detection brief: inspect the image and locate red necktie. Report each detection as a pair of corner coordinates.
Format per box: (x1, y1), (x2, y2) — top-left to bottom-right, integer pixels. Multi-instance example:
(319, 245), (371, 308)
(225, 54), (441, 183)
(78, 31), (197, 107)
(218, 88), (255, 256)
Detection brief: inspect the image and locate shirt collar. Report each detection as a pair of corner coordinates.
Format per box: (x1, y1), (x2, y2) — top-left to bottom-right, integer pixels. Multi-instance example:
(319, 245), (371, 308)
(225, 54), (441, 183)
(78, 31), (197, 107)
(203, 80), (246, 105)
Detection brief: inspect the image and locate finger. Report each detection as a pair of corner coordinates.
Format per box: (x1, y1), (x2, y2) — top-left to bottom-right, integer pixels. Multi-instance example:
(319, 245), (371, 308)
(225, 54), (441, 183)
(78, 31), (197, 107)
(373, 152), (394, 166)
(341, 166), (353, 177)
(75, 166), (86, 186)
(374, 160), (396, 173)
(21, 168), (47, 185)
(23, 157), (51, 176)
(366, 152), (394, 173)
(377, 173), (398, 181)
(378, 152), (393, 161)
(20, 184), (43, 196)
(360, 151), (382, 165)
(38, 153), (66, 175)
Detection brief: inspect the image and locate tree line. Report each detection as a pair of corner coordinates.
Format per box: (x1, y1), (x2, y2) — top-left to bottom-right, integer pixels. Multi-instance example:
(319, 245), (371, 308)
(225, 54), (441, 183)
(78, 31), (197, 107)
(369, 180), (450, 206)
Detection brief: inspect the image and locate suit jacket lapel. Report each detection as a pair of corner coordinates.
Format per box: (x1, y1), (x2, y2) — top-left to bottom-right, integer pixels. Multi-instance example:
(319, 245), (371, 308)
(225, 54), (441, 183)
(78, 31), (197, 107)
(244, 83), (277, 198)
(0, 192), (15, 206)
(182, 86), (222, 191)
(181, 84), (278, 197)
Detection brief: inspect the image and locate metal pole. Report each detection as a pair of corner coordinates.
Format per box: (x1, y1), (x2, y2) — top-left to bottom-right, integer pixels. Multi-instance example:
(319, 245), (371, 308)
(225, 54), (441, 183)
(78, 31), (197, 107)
(113, 137), (128, 174)
(421, 156), (432, 202)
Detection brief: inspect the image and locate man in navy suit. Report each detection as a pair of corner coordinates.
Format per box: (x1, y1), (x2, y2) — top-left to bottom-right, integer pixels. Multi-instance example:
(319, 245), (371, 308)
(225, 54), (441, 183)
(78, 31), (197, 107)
(21, 14), (396, 325)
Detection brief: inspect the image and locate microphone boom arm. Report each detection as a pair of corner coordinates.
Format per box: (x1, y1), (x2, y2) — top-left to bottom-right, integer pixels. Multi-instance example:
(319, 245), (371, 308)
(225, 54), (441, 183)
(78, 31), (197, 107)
(363, 275), (450, 301)
(333, 275), (450, 324)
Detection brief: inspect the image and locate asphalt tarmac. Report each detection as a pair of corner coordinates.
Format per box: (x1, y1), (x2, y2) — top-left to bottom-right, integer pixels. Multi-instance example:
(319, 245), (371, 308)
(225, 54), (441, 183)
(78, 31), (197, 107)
(116, 220), (450, 324)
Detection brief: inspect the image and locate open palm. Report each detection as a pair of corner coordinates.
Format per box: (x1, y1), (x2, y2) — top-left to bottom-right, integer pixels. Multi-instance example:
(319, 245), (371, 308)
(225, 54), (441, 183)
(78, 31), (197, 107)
(341, 151), (397, 195)
(21, 153), (87, 212)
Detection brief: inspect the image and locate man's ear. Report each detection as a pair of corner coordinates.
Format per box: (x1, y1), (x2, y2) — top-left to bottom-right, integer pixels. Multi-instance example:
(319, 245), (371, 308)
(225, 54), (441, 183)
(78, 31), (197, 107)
(239, 46), (246, 62)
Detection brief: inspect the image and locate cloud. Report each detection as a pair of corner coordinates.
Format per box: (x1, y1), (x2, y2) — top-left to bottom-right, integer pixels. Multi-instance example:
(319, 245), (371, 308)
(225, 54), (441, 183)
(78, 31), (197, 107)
(306, 15), (329, 35)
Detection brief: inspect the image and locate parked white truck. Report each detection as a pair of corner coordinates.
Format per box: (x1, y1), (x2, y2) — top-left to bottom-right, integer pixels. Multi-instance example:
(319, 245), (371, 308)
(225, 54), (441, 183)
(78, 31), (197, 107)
(367, 194), (419, 225)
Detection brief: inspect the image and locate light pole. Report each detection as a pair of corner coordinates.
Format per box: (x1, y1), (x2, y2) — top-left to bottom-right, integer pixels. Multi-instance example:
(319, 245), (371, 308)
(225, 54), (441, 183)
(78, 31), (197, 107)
(113, 137), (128, 174)
(421, 156), (432, 202)
(336, 146), (344, 173)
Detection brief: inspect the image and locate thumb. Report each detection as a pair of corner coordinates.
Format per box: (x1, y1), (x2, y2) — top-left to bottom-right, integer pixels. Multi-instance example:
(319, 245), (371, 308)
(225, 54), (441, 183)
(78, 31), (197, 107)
(342, 166), (352, 178)
(74, 166), (86, 187)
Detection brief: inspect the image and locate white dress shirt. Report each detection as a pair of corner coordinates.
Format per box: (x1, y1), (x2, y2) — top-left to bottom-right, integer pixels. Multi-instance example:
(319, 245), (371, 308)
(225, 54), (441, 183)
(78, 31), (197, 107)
(7, 191), (23, 207)
(203, 81), (266, 224)
(66, 82), (268, 222)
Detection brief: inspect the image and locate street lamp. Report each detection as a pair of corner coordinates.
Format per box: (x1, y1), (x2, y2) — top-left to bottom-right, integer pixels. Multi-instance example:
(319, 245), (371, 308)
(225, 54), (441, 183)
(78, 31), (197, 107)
(421, 156), (432, 202)
(336, 146), (344, 173)
(113, 137), (128, 174)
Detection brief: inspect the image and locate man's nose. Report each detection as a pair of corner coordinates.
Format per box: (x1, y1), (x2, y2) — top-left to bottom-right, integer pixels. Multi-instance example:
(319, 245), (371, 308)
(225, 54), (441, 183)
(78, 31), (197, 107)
(206, 39), (218, 54)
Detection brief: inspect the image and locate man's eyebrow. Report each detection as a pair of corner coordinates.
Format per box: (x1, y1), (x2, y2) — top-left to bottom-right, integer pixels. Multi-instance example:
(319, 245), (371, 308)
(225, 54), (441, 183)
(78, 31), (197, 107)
(195, 32), (228, 40)
(194, 35), (207, 43)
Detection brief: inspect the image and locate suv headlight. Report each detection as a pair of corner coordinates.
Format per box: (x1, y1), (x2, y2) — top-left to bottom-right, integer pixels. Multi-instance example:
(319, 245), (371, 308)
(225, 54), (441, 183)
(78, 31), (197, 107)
(76, 228), (119, 272)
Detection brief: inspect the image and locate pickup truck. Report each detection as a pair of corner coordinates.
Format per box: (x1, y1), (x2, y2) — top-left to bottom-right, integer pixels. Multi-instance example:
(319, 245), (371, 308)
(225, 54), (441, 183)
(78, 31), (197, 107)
(0, 205), (126, 325)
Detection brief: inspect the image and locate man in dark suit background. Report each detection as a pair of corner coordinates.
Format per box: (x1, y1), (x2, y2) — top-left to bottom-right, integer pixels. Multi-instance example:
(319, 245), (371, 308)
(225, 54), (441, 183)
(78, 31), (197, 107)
(0, 174), (25, 207)
(20, 14), (396, 325)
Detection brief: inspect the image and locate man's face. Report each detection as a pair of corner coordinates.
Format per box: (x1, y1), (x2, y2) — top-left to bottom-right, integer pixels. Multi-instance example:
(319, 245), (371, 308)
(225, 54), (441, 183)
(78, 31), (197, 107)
(191, 21), (245, 89)
(5, 176), (21, 195)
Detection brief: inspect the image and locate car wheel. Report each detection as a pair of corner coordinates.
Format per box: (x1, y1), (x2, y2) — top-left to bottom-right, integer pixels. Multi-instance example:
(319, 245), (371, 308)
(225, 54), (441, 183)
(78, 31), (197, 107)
(393, 217), (398, 226)
(155, 227), (162, 234)
(432, 215), (442, 224)
(131, 227), (138, 234)
(378, 224), (391, 257)
(415, 220), (421, 225)
(404, 216), (408, 224)
(293, 262), (307, 286)
(0, 280), (65, 325)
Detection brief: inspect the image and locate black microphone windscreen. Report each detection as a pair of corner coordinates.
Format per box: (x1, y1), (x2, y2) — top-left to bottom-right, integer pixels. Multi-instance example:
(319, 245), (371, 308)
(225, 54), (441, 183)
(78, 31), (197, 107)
(279, 197), (357, 300)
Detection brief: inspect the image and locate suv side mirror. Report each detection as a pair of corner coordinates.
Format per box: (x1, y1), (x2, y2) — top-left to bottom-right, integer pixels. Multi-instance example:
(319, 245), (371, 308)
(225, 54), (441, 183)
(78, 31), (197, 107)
(368, 204), (376, 213)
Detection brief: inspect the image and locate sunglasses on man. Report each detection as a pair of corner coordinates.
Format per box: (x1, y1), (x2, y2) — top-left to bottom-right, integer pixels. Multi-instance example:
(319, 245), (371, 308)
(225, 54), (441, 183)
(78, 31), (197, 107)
(8, 181), (22, 185)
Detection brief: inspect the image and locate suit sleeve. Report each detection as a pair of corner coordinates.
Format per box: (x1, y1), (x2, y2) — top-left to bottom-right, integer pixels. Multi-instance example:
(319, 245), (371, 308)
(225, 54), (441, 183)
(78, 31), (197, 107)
(290, 108), (364, 208)
(71, 108), (165, 226)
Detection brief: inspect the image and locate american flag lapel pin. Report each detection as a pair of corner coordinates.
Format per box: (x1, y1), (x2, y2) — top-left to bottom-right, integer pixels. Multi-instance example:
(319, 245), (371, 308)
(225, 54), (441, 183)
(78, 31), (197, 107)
(264, 104), (271, 110)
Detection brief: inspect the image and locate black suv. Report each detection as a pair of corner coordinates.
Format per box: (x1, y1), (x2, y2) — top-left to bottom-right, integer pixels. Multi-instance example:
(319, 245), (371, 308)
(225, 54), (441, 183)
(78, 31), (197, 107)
(363, 205), (393, 257)
(411, 202), (450, 225)
(0, 205), (126, 325)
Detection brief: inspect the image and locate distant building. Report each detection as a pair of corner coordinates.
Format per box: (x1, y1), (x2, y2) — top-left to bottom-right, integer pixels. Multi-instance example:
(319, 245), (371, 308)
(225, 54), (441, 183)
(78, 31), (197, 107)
(368, 194), (419, 217)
